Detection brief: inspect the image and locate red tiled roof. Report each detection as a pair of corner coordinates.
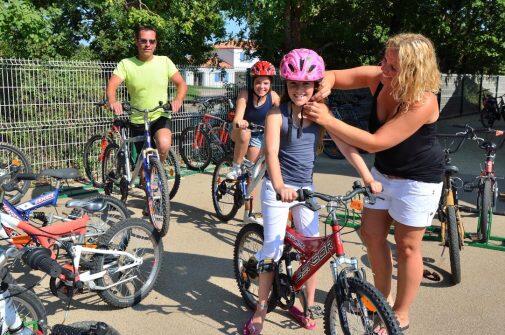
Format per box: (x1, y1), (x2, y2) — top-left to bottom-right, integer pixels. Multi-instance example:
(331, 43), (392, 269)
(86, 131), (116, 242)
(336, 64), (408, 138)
(214, 40), (257, 50)
(201, 55), (232, 68)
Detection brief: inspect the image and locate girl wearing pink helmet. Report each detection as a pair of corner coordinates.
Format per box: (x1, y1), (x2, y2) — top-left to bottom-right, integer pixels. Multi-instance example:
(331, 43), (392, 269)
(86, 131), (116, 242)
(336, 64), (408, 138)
(243, 49), (380, 334)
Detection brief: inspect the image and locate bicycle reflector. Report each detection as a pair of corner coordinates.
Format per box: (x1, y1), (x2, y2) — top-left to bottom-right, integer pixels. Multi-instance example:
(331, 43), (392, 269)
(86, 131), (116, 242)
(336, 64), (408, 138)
(350, 199), (363, 212)
(360, 296), (378, 312)
(12, 235), (31, 246)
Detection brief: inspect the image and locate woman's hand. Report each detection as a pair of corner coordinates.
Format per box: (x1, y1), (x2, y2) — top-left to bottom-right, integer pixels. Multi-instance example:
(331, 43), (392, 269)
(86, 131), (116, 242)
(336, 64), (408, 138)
(236, 120), (249, 129)
(365, 179), (383, 194)
(311, 72), (334, 102)
(303, 102), (334, 127)
(276, 186), (298, 203)
(495, 130), (504, 137)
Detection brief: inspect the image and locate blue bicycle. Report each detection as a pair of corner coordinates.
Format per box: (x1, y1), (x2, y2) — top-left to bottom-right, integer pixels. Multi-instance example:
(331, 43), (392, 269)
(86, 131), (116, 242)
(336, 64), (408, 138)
(102, 102), (171, 237)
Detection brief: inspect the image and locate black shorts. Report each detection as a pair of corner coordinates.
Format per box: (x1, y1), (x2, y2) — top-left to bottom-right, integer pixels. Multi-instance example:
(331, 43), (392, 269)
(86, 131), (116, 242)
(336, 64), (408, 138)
(129, 116), (172, 154)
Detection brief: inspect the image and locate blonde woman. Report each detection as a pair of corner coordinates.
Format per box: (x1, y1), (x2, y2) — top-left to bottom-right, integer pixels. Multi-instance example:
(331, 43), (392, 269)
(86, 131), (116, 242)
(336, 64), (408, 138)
(304, 33), (444, 332)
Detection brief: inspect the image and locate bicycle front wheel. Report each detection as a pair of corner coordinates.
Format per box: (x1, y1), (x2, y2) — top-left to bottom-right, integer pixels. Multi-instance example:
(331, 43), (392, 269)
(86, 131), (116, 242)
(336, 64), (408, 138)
(83, 134), (113, 188)
(165, 148), (181, 200)
(446, 205), (461, 284)
(480, 108), (497, 128)
(324, 277), (401, 335)
(0, 143), (32, 204)
(179, 125), (212, 170)
(478, 179), (493, 242)
(8, 285), (48, 334)
(92, 218), (163, 308)
(146, 156), (170, 237)
(211, 156), (243, 221)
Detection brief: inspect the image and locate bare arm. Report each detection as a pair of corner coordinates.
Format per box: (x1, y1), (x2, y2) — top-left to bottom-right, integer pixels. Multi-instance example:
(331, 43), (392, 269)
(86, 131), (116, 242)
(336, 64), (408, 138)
(265, 108), (297, 202)
(271, 91), (281, 107)
(106, 74), (124, 115)
(233, 90), (249, 129)
(170, 71), (187, 112)
(305, 95), (438, 153)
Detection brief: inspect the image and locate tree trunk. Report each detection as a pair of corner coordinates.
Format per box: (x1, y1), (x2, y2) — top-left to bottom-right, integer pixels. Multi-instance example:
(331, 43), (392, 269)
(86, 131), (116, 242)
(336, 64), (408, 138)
(284, 0), (302, 51)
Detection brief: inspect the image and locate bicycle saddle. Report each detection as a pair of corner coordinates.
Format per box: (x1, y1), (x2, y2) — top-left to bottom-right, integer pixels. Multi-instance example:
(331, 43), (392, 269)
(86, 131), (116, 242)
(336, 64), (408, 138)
(479, 141), (497, 152)
(444, 165), (459, 175)
(65, 198), (107, 212)
(40, 168), (80, 180)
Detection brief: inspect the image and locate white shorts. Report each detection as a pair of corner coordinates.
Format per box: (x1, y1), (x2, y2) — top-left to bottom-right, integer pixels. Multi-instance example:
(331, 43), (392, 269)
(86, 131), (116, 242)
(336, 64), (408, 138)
(255, 179), (319, 262)
(364, 168), (443, 227)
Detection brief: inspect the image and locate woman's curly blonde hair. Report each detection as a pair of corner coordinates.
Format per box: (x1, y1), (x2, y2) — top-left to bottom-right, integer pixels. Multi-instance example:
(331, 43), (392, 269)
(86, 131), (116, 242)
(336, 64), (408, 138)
(386, 33), (441, 111)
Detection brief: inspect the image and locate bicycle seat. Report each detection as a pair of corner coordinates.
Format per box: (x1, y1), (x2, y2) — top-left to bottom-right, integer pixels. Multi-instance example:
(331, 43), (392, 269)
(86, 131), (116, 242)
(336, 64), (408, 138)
(40, 168), (80, 180)
(479, 141), (497, 152)
(444, 165), (459, 175)
(65, 198), (107, 212)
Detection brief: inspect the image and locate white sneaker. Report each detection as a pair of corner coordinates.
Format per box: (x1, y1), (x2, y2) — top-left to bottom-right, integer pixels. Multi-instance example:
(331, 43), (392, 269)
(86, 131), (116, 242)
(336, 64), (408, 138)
(226, 164), (242, 179)
(246, 213), (263, 225)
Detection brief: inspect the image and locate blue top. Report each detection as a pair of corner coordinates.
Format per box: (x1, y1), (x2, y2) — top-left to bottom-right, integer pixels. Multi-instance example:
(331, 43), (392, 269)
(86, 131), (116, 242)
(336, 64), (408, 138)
(267, 102), (321, 187)
(243, 91), (273, 126)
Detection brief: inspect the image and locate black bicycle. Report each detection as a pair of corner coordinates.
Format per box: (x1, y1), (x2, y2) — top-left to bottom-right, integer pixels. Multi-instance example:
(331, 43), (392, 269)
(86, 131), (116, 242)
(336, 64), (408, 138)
(480, 94), (505, 128)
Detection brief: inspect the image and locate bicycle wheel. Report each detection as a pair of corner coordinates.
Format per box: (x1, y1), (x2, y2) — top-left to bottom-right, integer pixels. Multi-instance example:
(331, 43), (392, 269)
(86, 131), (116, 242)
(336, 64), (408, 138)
(52, 321), (121, 335)
(91, 218), (163, 308)
(480, 108), (497, 128)
(8, 284), (48, 334)
(165, 148), (181, 200)
(211, 156), (243, 221)
(209, 126), (228, 164)
(101, 143), (124, 194)
(233, 223), (277, 313)
(324, 277), (401, 335)
(478, 179), (492, 242)
(82, 194), (130, 238)
(446, 205), (461, 284)
(83, 134), (113, 188)
(0, 143), (32, 204)
(147, 156), (170, 237)
(179, 125), (212, 171)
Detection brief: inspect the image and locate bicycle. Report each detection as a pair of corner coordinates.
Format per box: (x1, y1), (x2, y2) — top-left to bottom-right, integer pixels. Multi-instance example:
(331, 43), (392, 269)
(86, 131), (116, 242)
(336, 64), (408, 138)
(233, 181), (402, 335)
(1, 168), (128, 234)
(0, 174), (164, 309)
(178, 96), (235, 171)
(0, 143), (32, 204)
(83, 100), (180, 200)
(211, 123), (264, 222)
(102, 102), (172, 237)
(0, 246), (121, 335)
(480, 94), (505, 128)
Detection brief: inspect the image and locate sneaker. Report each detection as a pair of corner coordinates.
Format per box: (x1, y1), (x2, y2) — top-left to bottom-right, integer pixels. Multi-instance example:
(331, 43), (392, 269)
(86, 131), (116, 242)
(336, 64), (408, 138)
(226, 164), (242, 179)
(246, 213), (263, 225)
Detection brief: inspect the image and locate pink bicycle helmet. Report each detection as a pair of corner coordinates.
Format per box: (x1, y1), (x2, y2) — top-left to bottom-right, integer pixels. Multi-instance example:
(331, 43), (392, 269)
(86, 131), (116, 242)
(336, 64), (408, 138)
(280, 48), (325, 81)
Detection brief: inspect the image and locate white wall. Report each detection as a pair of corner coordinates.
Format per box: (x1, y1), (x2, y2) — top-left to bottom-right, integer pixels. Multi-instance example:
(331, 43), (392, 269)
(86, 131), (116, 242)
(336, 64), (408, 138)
(215, 49), (234, 66)
(233, 49), (259, 69)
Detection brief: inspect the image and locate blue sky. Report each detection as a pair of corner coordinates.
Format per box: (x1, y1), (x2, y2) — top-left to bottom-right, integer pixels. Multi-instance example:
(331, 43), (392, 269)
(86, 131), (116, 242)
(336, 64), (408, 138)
(225, 17), (249, 37)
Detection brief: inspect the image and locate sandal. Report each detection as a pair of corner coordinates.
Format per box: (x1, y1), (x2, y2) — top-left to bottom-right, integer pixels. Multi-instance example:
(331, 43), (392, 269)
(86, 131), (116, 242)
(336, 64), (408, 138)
(373, 314), (409, 334)
(243, 315), (261, 335)
(288, 306), (316, 330)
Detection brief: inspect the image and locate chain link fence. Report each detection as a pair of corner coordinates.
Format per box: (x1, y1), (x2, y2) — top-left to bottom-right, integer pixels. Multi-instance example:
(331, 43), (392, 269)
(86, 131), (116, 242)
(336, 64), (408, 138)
(1, 58), (503, 170)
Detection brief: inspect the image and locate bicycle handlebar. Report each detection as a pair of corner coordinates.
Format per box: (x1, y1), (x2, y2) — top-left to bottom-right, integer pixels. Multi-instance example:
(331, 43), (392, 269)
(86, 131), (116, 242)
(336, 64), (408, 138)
(437, 124), (496, 154)
(22, 247), (76, 280)
(235, 122), (264, 133)
(122, 101), (172, 114)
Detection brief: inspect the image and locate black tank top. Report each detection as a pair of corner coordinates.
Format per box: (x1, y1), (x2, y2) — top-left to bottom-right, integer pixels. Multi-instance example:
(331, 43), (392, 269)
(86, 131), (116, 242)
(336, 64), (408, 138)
(368, 83), (443, 183)
(243, 91), (272, 126)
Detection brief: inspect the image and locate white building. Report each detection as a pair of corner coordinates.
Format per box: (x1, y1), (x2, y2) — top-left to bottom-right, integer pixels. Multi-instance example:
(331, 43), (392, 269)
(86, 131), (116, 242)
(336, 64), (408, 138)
(183, 40), (259, 88)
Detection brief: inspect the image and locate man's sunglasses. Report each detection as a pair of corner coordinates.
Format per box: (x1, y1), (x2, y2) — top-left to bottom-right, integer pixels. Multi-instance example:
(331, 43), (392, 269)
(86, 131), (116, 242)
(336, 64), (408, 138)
(138, 38), (157, 45)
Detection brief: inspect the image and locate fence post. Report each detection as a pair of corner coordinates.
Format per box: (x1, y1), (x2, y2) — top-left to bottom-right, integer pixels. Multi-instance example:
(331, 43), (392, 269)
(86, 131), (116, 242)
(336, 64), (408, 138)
(459, 76), (465, 116)
(478, 73), (483, 112)
(496, 76), (500, 98)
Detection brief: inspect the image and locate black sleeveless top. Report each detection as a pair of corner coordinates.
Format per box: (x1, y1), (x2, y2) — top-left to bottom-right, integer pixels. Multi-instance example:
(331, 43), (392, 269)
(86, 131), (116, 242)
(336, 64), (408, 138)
(368, 83), (443, 183)
(243, 91), (272, 126)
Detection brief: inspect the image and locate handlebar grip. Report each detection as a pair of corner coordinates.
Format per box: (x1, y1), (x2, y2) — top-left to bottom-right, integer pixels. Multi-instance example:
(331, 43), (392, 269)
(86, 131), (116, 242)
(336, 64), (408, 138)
(22, 248), (73, 279)
(275, 189), (306, 202)
(15, 173), (39, 181)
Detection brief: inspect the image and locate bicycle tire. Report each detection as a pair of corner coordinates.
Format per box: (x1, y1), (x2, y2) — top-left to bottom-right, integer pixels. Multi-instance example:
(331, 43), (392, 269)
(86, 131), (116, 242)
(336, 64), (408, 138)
(179, 125), (212, 171)
(91, 218), (163, 308)
(480, 108), (497, 128)
(211, 156), (243, 221)
(83, 134), (113, 188)
(147, 156), (170, 237)
(233, 223), (277, 313)
(478, 179), (492, 242)
(82, 194), (130, 234)
(209, 126), (229, 165)
(446, 205), (461, 284)
(166, 148), (181, 200)
(52, 321), (121, 335)
(101, 143), (124, 194)
(8, 284), (48, 334)
(0, 142), (32, 204)
(324, 277), (401, 335)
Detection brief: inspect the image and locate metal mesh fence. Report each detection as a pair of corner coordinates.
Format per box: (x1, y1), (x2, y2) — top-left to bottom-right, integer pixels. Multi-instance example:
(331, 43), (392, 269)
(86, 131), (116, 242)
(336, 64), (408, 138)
(0, 57), (503, 170)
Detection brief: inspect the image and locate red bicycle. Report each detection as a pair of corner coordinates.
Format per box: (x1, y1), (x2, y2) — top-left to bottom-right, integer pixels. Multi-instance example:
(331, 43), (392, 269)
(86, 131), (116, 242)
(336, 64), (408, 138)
(178, 96), (235, 171)
(233, 181), (402, 335)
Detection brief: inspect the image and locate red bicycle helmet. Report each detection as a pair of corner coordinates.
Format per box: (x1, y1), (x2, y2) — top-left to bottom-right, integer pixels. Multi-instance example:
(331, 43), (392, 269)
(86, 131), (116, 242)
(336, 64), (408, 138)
(250, 61), (276, 77)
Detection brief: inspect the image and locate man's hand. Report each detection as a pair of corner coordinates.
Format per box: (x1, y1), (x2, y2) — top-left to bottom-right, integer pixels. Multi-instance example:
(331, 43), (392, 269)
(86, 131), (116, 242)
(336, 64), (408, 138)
(171, 99), (183, 113)
(109, 101), (123, 115)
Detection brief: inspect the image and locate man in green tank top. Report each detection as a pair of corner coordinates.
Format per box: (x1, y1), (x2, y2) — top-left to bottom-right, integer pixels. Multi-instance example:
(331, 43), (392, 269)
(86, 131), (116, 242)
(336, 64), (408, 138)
(106, 25), (187, 162)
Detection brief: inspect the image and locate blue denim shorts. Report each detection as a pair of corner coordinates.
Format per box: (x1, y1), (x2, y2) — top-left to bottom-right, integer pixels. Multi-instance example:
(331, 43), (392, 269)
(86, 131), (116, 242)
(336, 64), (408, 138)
(249, 133), (264, 148)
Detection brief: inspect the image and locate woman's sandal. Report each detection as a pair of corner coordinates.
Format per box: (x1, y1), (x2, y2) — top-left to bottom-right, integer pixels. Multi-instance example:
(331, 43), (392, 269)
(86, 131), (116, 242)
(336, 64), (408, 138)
(373, 314), (410, 334)
(288, 306), (317, 330)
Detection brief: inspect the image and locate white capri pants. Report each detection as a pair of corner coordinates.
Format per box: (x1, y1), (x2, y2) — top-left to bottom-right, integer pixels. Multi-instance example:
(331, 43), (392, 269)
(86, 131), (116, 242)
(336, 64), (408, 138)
(255, 179), (319, 262)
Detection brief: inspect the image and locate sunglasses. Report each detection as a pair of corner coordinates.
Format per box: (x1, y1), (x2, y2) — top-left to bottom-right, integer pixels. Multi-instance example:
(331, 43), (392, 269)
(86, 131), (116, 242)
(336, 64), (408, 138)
(138, 38), (157, 45)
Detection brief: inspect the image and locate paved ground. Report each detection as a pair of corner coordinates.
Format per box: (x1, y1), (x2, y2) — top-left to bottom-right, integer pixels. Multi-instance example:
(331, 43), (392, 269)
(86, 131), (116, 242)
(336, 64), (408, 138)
(8, 114), (505, 334)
